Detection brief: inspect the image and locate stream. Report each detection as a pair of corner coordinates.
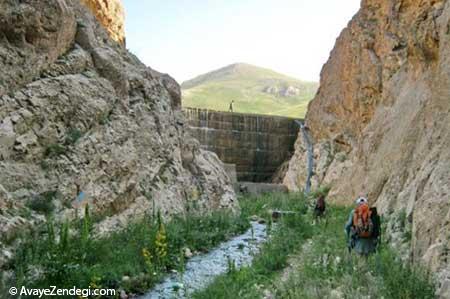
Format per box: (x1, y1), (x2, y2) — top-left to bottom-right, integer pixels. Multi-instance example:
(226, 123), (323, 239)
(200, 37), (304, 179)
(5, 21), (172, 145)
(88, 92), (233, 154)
(140, 221), (269, 299)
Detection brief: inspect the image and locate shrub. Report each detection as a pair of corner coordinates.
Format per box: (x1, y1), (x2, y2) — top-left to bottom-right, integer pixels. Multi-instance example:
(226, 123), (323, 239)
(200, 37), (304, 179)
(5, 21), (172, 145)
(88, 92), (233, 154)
(65, 128), (83, 145)
(26, 191), (57, 215)
(44, 143), (66, 158)
(8, 203), (249, 296)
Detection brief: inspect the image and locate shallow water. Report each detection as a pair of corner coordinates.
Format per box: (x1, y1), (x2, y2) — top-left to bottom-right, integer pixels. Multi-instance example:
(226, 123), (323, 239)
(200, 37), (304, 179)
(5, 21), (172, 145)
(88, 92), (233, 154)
(140, 221), (268, 299)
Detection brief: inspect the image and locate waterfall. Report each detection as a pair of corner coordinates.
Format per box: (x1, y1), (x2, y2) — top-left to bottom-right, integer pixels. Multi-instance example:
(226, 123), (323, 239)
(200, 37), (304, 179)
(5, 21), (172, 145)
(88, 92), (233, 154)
(295, 120), (313, 194)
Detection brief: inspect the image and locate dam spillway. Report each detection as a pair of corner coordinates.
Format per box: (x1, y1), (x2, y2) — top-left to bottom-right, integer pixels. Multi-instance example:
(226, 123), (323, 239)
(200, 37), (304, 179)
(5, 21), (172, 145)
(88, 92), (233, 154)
(183, 107), (301, 182)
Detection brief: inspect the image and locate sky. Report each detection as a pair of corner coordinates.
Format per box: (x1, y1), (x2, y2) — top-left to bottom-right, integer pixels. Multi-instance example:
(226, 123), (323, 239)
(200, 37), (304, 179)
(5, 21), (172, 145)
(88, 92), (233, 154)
(123, 0), (361, 83)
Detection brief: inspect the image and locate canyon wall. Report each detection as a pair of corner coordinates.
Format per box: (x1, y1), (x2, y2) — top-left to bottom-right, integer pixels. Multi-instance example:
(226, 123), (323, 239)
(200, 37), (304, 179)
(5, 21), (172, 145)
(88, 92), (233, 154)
(81, 0), (125, 45)
(184, 108), (299, 182)
(0, 0), (236, 269)
(284, 0), (450, 294)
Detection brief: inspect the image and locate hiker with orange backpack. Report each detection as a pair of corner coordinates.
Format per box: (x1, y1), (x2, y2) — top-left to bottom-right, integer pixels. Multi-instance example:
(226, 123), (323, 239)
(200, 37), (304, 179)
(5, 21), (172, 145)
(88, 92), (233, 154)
(345, 197), (379, 256)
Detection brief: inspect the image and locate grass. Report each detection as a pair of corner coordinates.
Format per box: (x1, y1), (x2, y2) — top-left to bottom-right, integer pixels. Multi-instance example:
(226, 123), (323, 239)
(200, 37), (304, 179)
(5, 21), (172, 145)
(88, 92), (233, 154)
(271, 206), (435, 299)
(5, 206), (249, 297)
(194, 194), (435, 299)
(43, 143), (67, 158)
(4, 192), (436, 299)
(65, 128), (83, 145)
(181, 63), (318, 118)
(193, 192), (313, 299)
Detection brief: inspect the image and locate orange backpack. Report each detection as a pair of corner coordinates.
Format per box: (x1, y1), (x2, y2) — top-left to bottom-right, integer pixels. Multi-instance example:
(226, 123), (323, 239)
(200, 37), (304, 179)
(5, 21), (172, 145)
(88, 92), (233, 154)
(353, 203), (374, 238)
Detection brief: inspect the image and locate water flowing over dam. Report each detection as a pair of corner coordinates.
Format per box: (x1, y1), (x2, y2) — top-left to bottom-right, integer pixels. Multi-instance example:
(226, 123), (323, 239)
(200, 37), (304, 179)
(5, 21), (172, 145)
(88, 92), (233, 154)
(183, 108), (301, 182)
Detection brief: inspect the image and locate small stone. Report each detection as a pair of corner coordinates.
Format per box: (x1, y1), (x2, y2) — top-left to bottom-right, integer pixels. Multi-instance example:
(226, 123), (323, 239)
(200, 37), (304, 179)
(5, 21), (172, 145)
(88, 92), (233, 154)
(258, 218), (266, 224)
(28, 96), (42, 107)
(263, 289), (274, 299)
(3, 250), (13, 260)
(250, 215), (259, 221)
(120, 290), (128, 299)
(10, 113), (21, 124)
(172, 283), (184, 291)
(121, 275), (130, 282)
(334, 256), (342, 267)
(329, 289), (344, 299)
(184, 247), (193, 259)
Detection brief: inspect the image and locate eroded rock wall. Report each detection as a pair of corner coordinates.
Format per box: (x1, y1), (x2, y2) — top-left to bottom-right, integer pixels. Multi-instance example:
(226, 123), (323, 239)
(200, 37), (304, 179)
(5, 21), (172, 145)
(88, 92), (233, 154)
(0, 0), (236, 268)
(284, 0), (450, 294)
(80, 0), (125, 45)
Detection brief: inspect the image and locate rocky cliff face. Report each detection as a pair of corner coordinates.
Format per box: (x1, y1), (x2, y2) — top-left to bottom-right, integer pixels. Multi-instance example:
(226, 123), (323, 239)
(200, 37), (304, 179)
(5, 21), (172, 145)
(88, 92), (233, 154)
(0, 0), (236, 268)
(284, 0), (450, 295)
(81, 0), (125, 45)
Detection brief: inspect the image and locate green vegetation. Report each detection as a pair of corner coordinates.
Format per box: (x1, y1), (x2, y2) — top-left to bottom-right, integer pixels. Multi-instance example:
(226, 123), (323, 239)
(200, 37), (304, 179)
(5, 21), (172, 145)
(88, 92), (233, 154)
(8, 206), (249, 296)
(274, 206), (435, 299)
(44, 143), (67, 158)
(42, 127), (83, 160)
(194, 195), (435, 299)
(65, 128), (83, 145)
(4, 192), (435, 299)
(182, 63), (318, 118)
(25, 190), (58, 215)
(193, 192), (312, 298)
(397, 209), (412, 242)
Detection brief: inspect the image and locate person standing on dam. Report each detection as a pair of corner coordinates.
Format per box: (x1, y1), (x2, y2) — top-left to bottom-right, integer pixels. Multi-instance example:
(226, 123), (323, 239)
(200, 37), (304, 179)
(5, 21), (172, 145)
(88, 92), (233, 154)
(228, 100), (234, 112)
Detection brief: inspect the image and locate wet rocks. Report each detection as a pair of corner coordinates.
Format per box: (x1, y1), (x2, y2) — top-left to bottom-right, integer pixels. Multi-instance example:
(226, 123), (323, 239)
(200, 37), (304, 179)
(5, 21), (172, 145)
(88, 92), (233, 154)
(141, 222), (268, 299)
(120, 290), (128, 299)
(184, 248), (193, 259)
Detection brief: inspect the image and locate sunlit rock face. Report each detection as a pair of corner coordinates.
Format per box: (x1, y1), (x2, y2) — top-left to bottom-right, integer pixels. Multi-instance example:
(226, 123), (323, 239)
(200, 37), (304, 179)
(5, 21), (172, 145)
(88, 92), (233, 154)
(284, 0), (450, 294)
(0, 0), (236, 269)
(80, 0), (125, 45)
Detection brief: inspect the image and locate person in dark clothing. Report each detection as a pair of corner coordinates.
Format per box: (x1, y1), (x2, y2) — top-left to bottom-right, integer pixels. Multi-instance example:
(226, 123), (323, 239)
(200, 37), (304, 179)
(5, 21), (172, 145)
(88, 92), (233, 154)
(314, 195), (326, 218)
(229, 100), (234, 112)
(312, 194), (327, 226)
(370, 207), (381, 251)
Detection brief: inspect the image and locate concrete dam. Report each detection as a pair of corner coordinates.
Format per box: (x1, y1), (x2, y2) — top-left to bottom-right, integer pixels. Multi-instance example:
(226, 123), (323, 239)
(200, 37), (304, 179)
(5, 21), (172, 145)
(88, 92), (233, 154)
(183, 108), (301, 182)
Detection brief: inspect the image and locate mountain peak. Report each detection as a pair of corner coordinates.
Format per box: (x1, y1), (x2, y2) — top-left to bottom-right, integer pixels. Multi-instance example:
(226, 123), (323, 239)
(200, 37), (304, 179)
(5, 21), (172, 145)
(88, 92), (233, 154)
(181, 63), (318, 118)
(181, 63), (306, 90)
(224, 62), (260, 71)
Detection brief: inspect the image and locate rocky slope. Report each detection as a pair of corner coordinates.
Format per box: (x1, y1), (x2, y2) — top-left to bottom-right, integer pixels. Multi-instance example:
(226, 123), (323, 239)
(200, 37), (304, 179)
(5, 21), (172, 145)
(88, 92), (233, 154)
(283, 0), (450, 295)
(80, 0), (125, 45)
(0, 0), (236, 269)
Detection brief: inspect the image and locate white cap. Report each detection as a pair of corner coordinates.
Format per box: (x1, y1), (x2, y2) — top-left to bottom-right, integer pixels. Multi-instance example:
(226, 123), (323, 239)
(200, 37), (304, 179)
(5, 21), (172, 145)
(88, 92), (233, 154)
(356, 197), (368, 205)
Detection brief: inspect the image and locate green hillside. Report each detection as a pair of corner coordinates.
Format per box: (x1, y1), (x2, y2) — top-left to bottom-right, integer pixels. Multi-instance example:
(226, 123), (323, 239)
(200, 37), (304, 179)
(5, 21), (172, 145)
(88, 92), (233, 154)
(181, 63), (318, 118)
